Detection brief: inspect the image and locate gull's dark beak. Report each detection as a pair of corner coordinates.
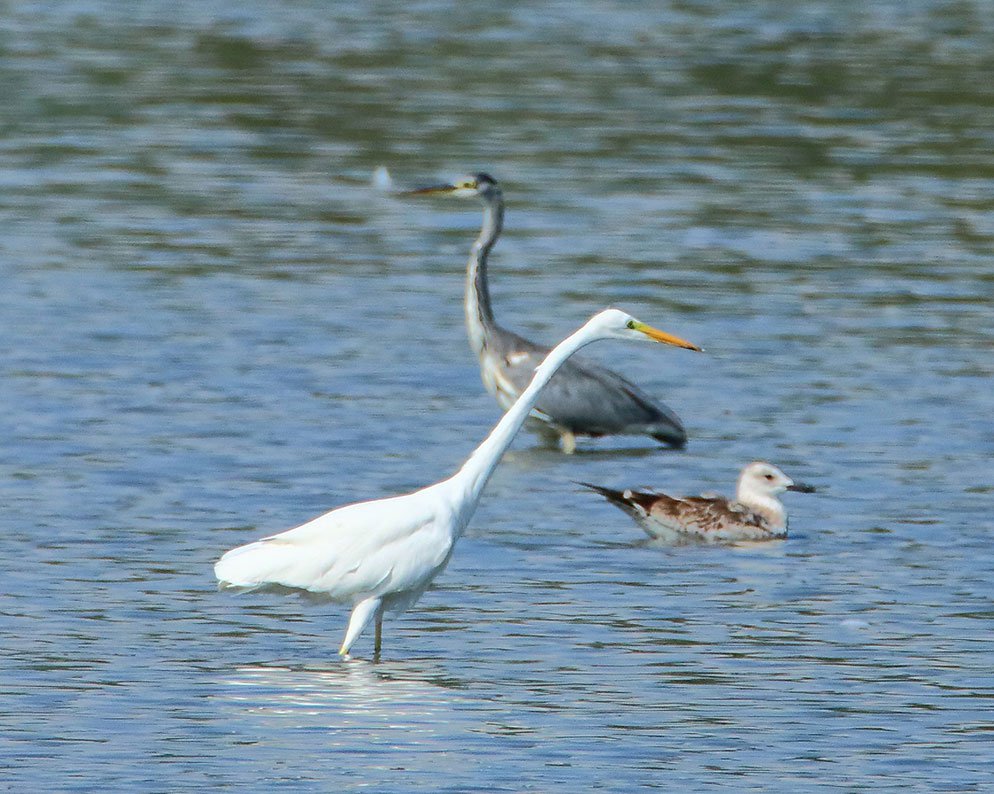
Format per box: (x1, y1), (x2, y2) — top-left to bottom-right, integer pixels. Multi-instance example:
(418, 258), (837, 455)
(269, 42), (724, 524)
(787, 482), (816, 493)
(400, 183), (458, 196)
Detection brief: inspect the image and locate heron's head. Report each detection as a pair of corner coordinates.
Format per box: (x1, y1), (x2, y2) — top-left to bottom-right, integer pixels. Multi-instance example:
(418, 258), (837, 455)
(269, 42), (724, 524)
(403, 173), (501, 199)
(585, 308), (701, 351)
(738, 462), (816, 499)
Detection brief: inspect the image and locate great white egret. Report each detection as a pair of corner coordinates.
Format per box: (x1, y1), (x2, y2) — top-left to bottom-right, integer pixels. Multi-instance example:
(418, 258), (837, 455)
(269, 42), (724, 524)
(580, 461), (814, 543)
(215, 308), (700, 658)
(405, 173), (687, 453)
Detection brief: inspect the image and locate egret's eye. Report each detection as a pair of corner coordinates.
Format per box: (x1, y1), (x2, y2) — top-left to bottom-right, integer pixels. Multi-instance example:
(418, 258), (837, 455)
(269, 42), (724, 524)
(626, 320), (635, 329)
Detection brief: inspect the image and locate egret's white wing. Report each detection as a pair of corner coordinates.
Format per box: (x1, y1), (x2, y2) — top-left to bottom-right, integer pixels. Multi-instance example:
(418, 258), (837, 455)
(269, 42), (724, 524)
(313, 516), (454, 598)
(215, 487), (452, 601)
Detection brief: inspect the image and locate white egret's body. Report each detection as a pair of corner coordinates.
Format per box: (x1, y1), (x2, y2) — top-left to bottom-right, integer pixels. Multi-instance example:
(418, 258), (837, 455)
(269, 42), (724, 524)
(215, 309), (699, 657)
(581, 462), (814, 543)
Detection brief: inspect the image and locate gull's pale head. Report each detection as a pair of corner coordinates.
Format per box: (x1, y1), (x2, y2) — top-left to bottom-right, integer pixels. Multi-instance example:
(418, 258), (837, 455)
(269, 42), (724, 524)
(737, 461), (815, 501)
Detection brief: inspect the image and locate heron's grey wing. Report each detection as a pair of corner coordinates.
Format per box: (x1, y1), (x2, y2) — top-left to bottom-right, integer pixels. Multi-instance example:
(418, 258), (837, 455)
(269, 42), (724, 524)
(493, 330), (684, 439)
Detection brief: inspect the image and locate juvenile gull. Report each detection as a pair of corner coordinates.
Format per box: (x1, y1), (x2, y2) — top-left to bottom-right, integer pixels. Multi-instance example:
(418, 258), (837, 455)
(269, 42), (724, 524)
(580, 461), (814, 543)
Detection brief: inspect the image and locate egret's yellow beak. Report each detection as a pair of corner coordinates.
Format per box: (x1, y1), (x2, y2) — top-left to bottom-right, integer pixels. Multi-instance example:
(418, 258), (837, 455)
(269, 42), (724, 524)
(630, 321), (701, 352)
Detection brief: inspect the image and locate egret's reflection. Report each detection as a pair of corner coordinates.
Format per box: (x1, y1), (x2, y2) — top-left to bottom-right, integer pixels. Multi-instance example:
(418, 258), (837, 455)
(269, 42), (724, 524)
(218, 659), (470, 728)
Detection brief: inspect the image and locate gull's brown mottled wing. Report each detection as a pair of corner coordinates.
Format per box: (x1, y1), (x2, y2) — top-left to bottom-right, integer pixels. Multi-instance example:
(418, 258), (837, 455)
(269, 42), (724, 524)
(582, 483), (778, 542)
(647, 496), (771, 539)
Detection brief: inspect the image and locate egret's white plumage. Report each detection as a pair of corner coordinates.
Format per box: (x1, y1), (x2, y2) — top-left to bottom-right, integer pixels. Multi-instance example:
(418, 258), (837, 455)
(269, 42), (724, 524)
(215, 309), (700, 658)
(581, 461), (815, 543)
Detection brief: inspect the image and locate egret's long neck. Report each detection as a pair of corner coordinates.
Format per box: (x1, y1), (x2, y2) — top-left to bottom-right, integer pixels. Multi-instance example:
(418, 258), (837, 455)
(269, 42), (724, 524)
(465, 190), (504, 357)
(448, 324), (591, 509)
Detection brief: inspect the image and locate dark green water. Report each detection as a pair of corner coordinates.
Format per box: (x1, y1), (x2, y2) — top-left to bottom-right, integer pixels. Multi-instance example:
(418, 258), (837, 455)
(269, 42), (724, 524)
(2, 2), (992, 791)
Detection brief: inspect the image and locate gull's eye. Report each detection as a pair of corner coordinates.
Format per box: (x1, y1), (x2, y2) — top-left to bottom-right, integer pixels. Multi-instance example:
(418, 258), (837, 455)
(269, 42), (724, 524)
(764, 474), (774, 481)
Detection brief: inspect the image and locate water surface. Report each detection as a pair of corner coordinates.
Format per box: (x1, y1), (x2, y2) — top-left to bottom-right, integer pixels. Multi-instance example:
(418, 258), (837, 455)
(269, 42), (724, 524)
(2, 2), (993, 791)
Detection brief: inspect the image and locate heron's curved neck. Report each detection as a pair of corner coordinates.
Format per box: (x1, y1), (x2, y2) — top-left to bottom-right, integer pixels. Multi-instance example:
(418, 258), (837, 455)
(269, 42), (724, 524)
(448, 323), (593, 509)
(465, 191), (504, 356)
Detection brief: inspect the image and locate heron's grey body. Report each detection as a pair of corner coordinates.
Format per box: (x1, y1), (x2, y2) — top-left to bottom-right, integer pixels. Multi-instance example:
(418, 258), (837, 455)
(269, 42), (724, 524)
(447, 174), (687, 453)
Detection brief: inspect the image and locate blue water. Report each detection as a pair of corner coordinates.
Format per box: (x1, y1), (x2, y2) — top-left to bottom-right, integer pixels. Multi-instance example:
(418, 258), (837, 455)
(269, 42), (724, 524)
(2, 2), (993, 791)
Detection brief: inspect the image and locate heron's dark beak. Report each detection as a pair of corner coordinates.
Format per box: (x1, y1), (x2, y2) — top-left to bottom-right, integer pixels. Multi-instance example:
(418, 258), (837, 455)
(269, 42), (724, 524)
(630, 321), (702, 352)
(400, 183), (458, 196)
(787, 482), (816, 493)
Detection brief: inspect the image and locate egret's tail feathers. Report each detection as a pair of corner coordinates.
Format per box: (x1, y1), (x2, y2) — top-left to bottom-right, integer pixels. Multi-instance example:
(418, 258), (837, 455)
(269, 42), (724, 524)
(213, 538), (324, 591)
(216, 579), (264, 592)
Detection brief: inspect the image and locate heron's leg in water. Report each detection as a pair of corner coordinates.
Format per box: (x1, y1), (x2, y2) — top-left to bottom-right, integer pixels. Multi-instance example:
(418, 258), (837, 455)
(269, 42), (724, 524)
(558, 430), (577, 455)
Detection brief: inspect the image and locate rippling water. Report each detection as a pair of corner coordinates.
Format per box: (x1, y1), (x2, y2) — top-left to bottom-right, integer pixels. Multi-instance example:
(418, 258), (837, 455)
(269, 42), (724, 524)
(2, 2), (993, 791)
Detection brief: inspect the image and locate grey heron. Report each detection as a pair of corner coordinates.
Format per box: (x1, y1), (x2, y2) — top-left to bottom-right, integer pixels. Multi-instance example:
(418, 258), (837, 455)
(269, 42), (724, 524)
(406, 173), (689, 454)
(215, 309), (700, 659)
(580, 462), (815, 543)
